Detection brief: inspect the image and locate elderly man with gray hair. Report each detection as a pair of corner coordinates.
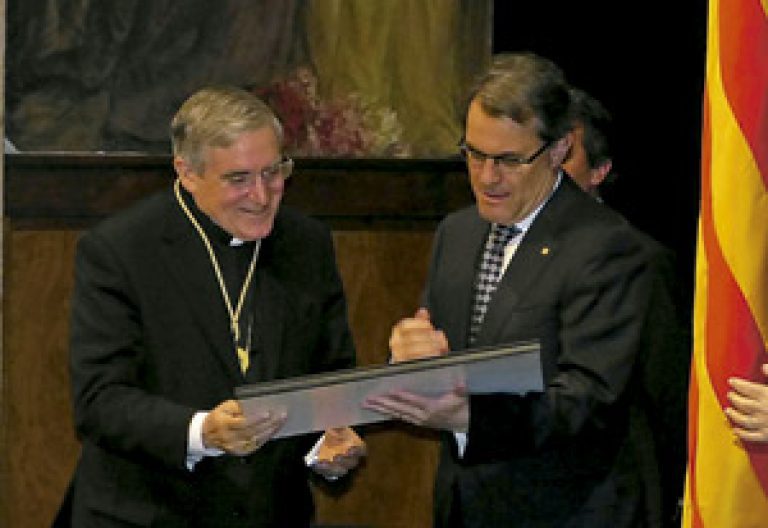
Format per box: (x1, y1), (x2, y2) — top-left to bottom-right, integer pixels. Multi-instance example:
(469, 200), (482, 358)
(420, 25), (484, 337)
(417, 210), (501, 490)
(65, 86), (364, 527)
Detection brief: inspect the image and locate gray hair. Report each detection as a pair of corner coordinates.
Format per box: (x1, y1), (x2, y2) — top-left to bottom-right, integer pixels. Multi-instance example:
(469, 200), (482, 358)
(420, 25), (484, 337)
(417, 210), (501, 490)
(170, 86), (283, 172)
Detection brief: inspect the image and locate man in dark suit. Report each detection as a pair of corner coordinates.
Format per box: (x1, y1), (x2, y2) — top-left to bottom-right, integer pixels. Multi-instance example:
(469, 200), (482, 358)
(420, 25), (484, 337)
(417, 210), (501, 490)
(564, 87), (691, 527)
(66, 86), (364, 527)
(364, 53), (656, 527)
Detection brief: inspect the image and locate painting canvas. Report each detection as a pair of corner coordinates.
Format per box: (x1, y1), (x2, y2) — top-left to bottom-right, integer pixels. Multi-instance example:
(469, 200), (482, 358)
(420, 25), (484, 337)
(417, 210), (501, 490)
(5, 0), (492, 157)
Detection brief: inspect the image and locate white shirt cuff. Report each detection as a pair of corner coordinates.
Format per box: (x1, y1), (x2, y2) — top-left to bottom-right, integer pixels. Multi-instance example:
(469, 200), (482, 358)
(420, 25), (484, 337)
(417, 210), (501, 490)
(304, 433), (339, 481)
(453, 431), (468, 458)
(186, 411), (224, 470)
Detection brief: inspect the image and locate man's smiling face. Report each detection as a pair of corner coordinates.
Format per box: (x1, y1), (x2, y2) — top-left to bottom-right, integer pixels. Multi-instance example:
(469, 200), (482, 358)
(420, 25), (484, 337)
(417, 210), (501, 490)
(465, 99), (563, 225)
(177, 127), (285, 240)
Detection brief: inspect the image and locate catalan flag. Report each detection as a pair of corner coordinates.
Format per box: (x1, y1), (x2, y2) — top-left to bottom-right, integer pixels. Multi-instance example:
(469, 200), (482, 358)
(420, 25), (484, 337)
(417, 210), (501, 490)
(683, 0), (768, 526)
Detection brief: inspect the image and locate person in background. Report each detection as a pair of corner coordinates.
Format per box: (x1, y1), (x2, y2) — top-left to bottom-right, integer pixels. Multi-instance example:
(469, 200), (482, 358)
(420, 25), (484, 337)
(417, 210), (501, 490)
(562, 87), (615, 196)
(564, 86), (691, 527)
(64, 86), (364, 527)
(365, 53), (658, 527)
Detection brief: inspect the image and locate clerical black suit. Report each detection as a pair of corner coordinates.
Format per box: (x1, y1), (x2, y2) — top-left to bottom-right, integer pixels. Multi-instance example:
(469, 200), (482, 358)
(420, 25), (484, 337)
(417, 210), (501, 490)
(425, 177), (655, 527)
(68, 187), (354, 527)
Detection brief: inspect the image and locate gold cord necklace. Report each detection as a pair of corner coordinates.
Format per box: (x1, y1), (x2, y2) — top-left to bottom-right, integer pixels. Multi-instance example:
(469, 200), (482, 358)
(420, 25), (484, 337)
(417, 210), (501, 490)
(174, 178), (259, 372)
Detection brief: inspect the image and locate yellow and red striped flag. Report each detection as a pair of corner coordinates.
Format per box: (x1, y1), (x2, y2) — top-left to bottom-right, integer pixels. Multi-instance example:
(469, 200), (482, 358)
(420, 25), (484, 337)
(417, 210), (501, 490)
(683, 0), (768, 526)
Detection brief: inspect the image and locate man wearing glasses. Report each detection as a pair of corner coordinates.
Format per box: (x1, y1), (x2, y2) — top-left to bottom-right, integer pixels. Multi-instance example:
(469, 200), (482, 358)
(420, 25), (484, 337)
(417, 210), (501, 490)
(365, 54), (656, 527)
(65, 87), (364, 527)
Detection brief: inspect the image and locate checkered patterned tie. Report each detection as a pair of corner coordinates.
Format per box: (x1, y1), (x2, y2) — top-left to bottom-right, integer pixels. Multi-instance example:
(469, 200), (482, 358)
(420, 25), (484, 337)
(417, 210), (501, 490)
(468, 224), (521, 346)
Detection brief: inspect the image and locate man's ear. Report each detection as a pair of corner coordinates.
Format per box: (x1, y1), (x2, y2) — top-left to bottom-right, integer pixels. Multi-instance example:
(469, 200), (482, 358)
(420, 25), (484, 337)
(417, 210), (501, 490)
(590, 160), (613, 187)
(173, 156), (198, 193)
(563, 130), (577, 163)
(550, 135), (572, 166)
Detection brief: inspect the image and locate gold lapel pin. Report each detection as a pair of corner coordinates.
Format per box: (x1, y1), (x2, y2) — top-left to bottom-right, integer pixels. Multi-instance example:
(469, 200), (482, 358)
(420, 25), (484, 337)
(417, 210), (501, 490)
(541, 247), (550, 256)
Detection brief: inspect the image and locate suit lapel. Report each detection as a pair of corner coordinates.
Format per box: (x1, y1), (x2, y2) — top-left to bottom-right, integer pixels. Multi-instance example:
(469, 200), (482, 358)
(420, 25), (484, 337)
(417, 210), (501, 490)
(492, 221), (559, 308)
(160, 196), (244, 383)
(444, 211), (489, 350)
(478, 180), (575, 344)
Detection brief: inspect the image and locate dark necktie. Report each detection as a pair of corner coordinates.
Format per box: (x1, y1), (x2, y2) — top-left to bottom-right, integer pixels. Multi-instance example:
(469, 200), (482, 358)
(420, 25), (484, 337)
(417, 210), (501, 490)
(468, 224), (521, 346)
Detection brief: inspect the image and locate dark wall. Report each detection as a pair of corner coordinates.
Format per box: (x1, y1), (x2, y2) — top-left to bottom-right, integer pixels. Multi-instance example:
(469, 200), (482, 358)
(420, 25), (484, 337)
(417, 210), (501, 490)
(493, 0), (708, 313)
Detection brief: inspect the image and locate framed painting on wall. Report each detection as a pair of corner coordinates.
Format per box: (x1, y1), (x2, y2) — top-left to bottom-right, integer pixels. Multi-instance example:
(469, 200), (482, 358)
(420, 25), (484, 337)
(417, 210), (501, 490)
(6, 0), (492, 158)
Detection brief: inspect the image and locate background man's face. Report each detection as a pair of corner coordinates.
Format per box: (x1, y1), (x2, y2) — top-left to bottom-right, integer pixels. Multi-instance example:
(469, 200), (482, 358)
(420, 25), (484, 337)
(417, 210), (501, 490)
(563, 125), (593, 190)
(563, 124), (611, 197)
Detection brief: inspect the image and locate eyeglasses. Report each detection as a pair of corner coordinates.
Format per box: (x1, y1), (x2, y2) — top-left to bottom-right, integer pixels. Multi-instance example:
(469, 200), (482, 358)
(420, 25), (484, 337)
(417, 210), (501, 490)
(220, 157), (294, 190)
(458, 139), (551, 172)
